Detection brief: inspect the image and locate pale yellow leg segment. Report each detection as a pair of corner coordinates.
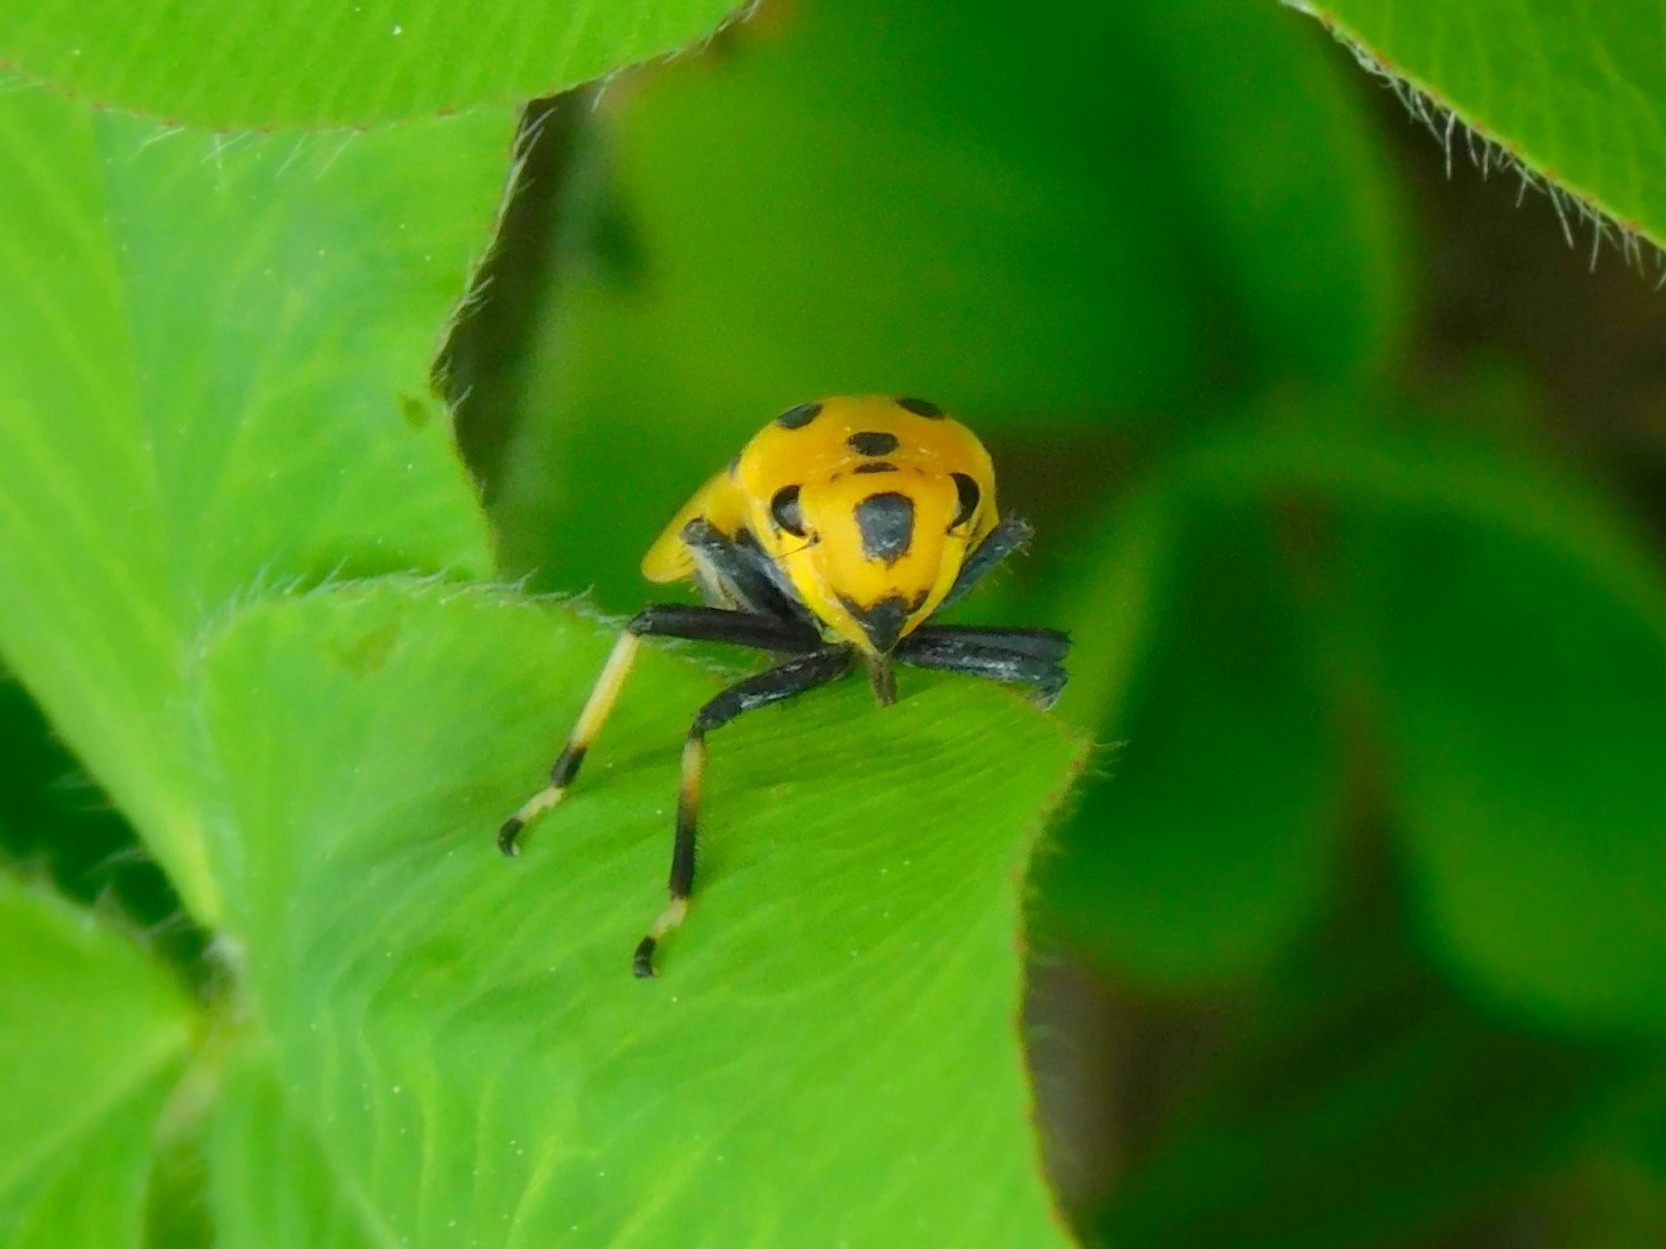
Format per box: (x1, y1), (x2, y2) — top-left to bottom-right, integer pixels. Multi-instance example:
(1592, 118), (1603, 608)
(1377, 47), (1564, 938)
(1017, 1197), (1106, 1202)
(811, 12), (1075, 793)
(646, 897), (691, 946)
(498, 631), (642, 856)
(632, 897), (691, 979)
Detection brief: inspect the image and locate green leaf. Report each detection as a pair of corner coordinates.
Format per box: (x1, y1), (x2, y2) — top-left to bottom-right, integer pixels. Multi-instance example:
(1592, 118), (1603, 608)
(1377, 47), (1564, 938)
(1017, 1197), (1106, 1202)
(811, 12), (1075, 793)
(195, 579), (1083, 1246)
(1135, 2), (1408, 383)
(1167, 412), (1666, 1035)
(209, 1050), (379, 1249)
(493, 0), (1406, 609)
(1039, 499), (1340, 986)
(0, 1), (745, 129)
(1297, 0), (1666, 247)
(1180, 416), (1666, 636)
(0, 84), (510, 922)
(1043, 480), (1181, 732)
(0, 878), (196, 1247)
(1364, 515), (1666, 1037)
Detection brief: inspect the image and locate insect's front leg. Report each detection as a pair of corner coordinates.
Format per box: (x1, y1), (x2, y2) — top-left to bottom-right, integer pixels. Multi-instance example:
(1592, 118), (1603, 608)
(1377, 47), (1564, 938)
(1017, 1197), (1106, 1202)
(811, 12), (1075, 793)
(497, 630), (642, 855)
(633, 645), (853, 978)
(498, 605), (820, 855)
(895, 624), (1070, 708)
(938, 516), (1033, 611)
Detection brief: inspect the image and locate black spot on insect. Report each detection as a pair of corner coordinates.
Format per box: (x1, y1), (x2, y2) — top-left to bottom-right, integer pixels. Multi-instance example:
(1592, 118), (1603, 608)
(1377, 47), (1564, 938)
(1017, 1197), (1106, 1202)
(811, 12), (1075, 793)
(845, 595), (909, 653)
(775, 401), (822, 429)
(771, 485), (806, 537)
(840, 589), (929, 654)
(854, 492), (914, 566)
(951, 472), (981, 528)
(854, 461), (898, 474)
(895, 396), (944, 419)
(847, 430), (901, 456)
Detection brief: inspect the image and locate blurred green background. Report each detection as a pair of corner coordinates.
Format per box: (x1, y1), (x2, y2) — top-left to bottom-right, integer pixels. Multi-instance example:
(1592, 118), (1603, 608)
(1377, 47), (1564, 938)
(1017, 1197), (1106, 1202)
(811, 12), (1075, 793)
(7, 0), (1666, 1243)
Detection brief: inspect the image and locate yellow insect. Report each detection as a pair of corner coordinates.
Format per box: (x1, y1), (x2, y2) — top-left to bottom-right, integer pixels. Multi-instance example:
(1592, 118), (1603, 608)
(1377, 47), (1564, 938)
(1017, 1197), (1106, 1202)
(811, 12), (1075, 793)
(499, 395), (1069, 976)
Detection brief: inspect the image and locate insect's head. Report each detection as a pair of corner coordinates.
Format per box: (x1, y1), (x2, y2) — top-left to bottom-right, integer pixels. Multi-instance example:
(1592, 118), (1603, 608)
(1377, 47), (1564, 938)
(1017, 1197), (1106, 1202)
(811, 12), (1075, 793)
(742, 396), (998, 654)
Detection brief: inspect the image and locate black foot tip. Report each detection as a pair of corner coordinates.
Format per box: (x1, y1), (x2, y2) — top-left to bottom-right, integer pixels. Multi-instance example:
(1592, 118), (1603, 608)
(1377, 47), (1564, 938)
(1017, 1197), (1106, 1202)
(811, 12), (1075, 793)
(632, 936), (658, 979)
(497, 818), (523, 858)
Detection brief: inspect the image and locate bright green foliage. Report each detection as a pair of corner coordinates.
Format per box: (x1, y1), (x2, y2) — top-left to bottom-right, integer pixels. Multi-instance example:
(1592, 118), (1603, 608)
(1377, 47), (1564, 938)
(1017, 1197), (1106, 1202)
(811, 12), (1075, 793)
(0, 880), (196, 1247)
(6, 0), (1666, 1243)
(1298, 0), (1666, 246)
(209, 1052), (384, 1249)
(494, 0), (1405, 610)
(0, 72), (1085, 1246)
(0, 83), (509, 921)
(194, 581), (1081, 1246)
(0, 0), (745, 129)
(0, 62), (1089, 1242)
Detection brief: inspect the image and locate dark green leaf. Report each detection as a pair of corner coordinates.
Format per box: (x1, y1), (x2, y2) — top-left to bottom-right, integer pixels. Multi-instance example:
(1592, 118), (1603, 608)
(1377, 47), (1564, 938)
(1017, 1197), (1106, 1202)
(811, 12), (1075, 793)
(1368, 515), (1666, 1037)
(1040, 496), (1339, 985)
(1162, 413), (1666, 1035)
(1098, 895), (1629, 1249)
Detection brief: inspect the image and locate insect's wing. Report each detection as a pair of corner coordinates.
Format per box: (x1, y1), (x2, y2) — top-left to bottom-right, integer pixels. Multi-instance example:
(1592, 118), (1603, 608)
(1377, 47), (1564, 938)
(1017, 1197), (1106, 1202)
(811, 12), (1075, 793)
(640, 469), (750, 584)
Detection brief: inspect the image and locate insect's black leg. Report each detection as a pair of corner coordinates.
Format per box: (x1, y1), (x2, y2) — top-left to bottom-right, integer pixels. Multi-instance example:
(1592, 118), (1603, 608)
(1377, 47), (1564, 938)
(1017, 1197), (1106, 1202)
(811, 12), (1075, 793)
(633, 645), (854, 978)
(939, 516), (1034, 611)
(681, 518), (817, 628)
(498, 606), (818, 855)
(904, 623), (1071, 664)
(896, 625), (1070, 708)
(627, 604), (821, 652)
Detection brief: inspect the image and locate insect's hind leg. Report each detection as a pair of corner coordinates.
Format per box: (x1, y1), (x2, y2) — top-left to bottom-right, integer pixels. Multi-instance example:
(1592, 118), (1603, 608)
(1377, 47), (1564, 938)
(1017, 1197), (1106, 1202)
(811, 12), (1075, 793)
(498, 605), (820, 856)
(633, 645), (853, 978)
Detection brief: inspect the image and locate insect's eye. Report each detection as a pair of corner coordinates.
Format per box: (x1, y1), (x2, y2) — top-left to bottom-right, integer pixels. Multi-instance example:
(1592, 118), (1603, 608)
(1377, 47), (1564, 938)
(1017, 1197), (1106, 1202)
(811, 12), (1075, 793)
(771, 485), (807, 537)
(951, 473), (981, 529)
